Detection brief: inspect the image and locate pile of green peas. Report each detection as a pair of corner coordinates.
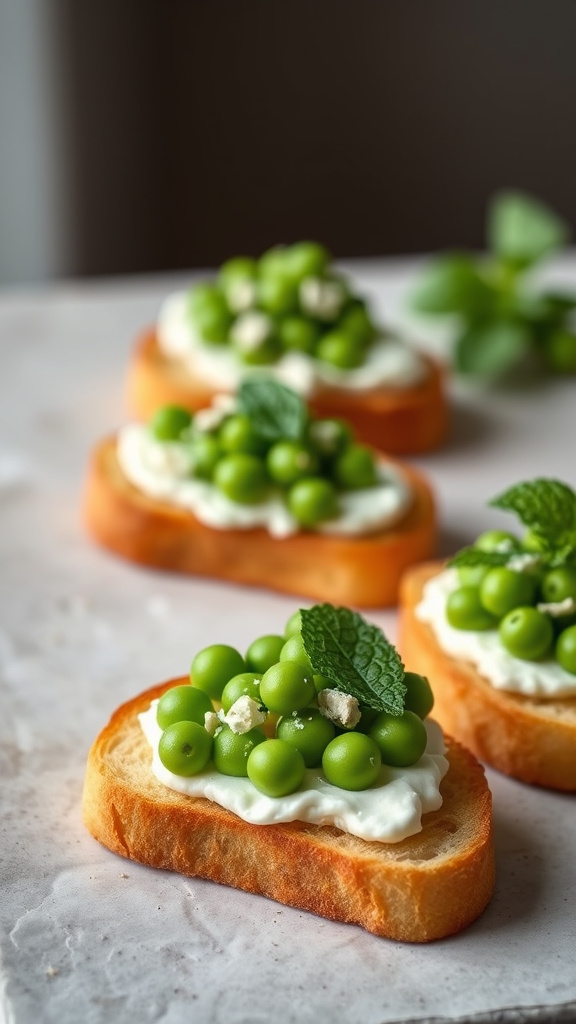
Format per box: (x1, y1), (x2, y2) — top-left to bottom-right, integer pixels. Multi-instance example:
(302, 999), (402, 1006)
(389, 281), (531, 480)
(155, 610), (435, 798)
(185, 241), (379, 371)
(447, 529), (576, 673)
(149, 399), (380, 527)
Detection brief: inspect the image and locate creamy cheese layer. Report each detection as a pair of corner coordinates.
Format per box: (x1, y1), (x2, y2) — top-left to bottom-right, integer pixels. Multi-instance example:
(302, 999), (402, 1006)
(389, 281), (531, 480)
(116, 423), (413, 539)
(139, 702), (448, 844)
(416, 568), (576, 699)
(157, 291), (428, 394)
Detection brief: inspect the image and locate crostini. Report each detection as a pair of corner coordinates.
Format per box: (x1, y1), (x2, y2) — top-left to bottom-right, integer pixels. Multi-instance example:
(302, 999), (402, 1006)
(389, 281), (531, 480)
(126, 242), (448, 454)
(84, 380), (436, 607)
(398, 478), (576, 790)
(83, 604), (494, 942)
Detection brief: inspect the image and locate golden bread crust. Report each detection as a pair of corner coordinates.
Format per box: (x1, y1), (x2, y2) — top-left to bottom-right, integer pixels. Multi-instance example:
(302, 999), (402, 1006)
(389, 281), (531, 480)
(126, 330), (449, 454)
(82, 678), (495, 942)
(82, 437), (436, 607)
(397, 561), (576, 790)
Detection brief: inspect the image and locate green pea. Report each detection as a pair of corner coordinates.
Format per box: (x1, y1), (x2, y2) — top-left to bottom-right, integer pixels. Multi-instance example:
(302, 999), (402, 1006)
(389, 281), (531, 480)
(499, 607), (554, 661)
(457, 565), (490, 587)
(287, 477), (339, 527)
(266, 440), (319, 485)
(219, 256), (257, 293)
(213, 724), (266, 777)
(337, 302), (377, 346)
(284, 610), (303, 638)
(446, 586), (498, 631)
(245, 634), (286, 675)
(150, 405), (192, 441)
(278, 316), (320, 354)
(220, 673), (263, 714)
(219, 414), (264, 455)
(316, 329), (365, 369)
(541, 567), (576, 603)
(556, 624), (576, 674)
(258, 246), (291, 280)
(247, 738), (306, 797)
(475, 530), (519, 554)
(277, 708), (335, 767)
(258, 275), (298, 316)
(368, 710), (428, 767)
(479, 567), (538, 618)
(213, 453), (268, 504)
(260, 660), (316, 715)
(188, 282), (222, 315)
(402, 672), (434, 719)
(191, 644), (246, 700)
(158, 721), (212, 777)
(189, 289), (231, 344)
(333, 443), (377, 490)
(322, 732), (381, 791)
(156, 684), (214, 730)
(279, 633), (314, 673)
(187, 434), (221, 479)
(285, 241), (330, 281)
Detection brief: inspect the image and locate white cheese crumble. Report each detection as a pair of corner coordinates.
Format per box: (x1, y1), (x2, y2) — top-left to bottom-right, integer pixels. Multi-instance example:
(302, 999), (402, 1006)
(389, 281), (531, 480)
(194, 394), (237, 432)
(416, 568), (576, 699)
(224, 696), (267, 734)
(229, 310), (273, 353)
(299, 276), (347, 321)
(226, 278), (257, 314)
(537, 597), (576, 617)
(507, 553), (543, 573)
(139, 701), (449, 844)
(204, 711), (221, 736)
(318, 688), (361, 729)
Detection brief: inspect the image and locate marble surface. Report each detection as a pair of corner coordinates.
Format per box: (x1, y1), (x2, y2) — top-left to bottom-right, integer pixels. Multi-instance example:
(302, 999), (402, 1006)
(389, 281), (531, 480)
(1, 259), (575, 1024)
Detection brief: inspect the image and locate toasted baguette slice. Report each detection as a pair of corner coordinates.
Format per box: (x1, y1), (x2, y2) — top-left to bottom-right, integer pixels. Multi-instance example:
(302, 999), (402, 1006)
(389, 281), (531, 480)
(398, 562), (576, 791)
(83, 437), (436, 608)
(82, 679), (495, 942)
(127, 330), (449, 455)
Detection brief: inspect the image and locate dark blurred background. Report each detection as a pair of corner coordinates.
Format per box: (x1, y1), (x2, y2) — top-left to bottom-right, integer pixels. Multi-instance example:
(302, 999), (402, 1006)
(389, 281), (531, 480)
(2, 0), (576, 283)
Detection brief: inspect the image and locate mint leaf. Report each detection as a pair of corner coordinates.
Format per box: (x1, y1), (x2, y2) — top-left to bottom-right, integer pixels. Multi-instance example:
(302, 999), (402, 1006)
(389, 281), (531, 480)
(410, 255), (494, 316)
(300, 604), (405, 715)
(455, 319), (530, 376)
(448, 547), (513, 569)
(237, 379), (309, 442)
(490, 479), (576, 553)
(488, 192), (569, 269)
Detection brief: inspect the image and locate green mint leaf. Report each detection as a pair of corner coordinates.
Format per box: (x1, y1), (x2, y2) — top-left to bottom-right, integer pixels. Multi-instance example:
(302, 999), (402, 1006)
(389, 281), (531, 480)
(237, 379), (309, 443)
(300, 604), (406, 715)
(455, 319), (530, 376)
(448, 547), (514, 569)
(410, 254), (494, 316)
(488, 192), (569, 269)
(490, 479), (576, 552)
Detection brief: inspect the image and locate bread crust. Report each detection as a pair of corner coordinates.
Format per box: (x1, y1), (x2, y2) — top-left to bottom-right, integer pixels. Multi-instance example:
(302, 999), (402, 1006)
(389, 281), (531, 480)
(82, 678), (495, 942)
(126, 330), (449, 455)
(398, 562), (576, 791)
(82, 437), (436, 607)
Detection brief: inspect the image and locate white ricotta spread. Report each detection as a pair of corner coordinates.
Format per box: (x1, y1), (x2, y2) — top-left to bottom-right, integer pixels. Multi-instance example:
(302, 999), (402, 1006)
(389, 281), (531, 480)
(116, 423), (413, 540)
(416, 568), (576, 699)
(139, 701), (448, 844)
(157, 291), (427, 394)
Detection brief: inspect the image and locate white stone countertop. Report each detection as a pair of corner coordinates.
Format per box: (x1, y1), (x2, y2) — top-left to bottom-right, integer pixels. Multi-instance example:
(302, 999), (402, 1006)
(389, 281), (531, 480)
(1, 258), (575, 1024)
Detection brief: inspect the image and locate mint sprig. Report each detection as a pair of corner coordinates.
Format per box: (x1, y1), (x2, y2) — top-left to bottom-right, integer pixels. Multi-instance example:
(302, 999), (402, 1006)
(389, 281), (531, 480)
(490, 478), (576, 560)
(448, 548), (514, 570)
(237, 379), (309, 443)
(300, 604), (406, 716)
(411, 191), (576, 379)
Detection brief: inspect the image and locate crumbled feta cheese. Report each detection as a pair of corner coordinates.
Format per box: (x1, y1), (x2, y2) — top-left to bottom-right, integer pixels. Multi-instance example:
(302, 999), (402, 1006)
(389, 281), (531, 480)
(194, 394), (237, 432)
(226, 278), (257, 314)
(225, 695), (267, 734)
(230, 310), (273, 352)
(204, 711), (221, 736)
(537, 597), (576, 617)
(299, 277), (346, 321)
(506, 553), (542, 573)
(318, 688), (361, 729)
